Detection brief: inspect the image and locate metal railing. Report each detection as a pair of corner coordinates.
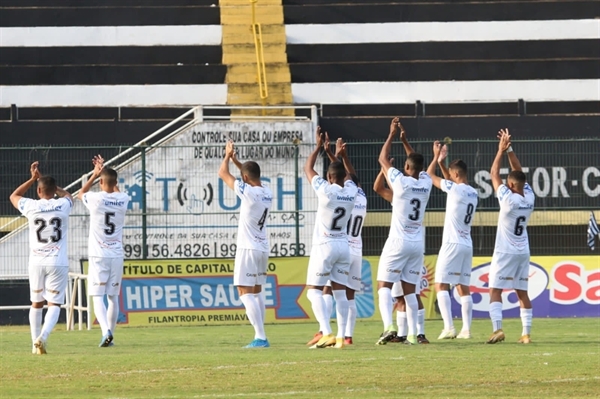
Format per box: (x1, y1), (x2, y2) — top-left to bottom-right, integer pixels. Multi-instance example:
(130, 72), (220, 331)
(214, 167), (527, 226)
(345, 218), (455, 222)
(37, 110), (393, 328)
(250, 0), (269, 107)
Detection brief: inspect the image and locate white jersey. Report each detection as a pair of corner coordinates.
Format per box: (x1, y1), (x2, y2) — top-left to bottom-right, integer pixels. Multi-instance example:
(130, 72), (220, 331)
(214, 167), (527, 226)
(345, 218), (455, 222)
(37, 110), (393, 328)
(311, 176), (358, 245)
(494, 183), (535, 253)
(347, 186), (367, 256)
(386, 167), (432, 241)
(82, 191), (129, 258)
(18, 197), (73, 267)
(439, 179), (479, 247)
(234, 180), (273, 252)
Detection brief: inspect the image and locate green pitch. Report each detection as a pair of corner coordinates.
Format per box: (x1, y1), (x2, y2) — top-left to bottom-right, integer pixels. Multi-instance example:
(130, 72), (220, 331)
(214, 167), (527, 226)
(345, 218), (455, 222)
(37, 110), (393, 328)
(1, 318), (598, 398)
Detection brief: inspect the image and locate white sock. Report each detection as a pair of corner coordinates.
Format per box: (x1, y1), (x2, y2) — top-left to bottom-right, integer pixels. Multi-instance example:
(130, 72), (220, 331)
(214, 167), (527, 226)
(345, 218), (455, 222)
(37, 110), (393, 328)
(93, 296), (109, 336)
(405, 293), (418, 337)
(307, 289), (332, 335)
(256, 290), (266, 323)
(240, 294), (266, 340)
(40, 305), (61, 341)
(460, 295), (473, 332)
(332, 290), (349, 339)
(29, 307), (43, 342)
(345, 299), (357, 338)
(107, 295), (119, 333)
(396, 311), (408, 337)
(520, 308), (532, 335)
(489, 301), (503, 332)
(436, 290), (454, 331)
(417, 308), (425, 336)
(378, 287), (393, 330)
(323, 294), (333, 319)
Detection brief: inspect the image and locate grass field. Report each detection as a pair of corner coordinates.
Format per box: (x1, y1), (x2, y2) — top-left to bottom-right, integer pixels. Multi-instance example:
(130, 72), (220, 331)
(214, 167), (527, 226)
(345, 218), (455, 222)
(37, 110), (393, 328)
(1, 318), (599, 399)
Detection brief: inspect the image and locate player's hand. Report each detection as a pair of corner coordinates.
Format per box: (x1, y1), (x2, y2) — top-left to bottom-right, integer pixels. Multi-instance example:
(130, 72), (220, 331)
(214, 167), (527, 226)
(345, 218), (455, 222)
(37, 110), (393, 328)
(92, 154), (104, 176)
(30, 161), (41, 181)
(323, 131), (331, 151)
(335, 138), (346, 157)
(315, 126), (325, 148)
(438, 144), (448, 163)
(432, 141), (442, 157)
(389, 117), (400, 137)
(225, 140), (235, 157)
(497, 128), (511, 152)
(398, 120), (407, 141)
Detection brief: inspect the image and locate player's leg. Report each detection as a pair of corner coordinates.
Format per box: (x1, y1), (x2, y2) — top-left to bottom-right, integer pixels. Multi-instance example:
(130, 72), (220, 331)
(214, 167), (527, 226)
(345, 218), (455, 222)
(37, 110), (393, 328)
(456, 246), (473, 339)
(401, 241), (422, 345)
(306, 244), (334, 348)
(28, 265), (44, 354)
(344, 254), (362, 344)
(235, 249), (268, 348)
(253, 251), (270, 345)
(416, 294), (429, 344)
(37, 266), (69, 353)
(435, 243), (461, 339)
(376, 238), (402, 344)
(515, 254), (533, 344)
(330, 242), (351, 348)
(323, 284), (333, 321)
(391, 283), (407, 343)
(89, 257), (112, 347)
(486, 252), (515, 344)
(104, 257), (124, 346)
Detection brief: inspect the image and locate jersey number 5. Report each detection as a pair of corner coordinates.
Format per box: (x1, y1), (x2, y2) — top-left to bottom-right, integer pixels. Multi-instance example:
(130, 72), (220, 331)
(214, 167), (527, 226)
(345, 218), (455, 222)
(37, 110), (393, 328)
(104, 212), (116, 235)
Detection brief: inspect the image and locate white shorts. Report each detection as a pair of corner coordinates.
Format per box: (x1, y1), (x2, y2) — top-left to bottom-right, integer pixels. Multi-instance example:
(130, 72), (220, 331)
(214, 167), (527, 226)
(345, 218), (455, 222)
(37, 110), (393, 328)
(234, 249), (268, 287)
(391, 264), (424, 297)
(434, 243), (473, 286)
(326, 254), (362, 291)
(29, 265), (69, 304)
(489, 251), (530, 291)
(306, 241), (350, 287)
(377, 238), (423, 286)
(88, 257), (124, 296)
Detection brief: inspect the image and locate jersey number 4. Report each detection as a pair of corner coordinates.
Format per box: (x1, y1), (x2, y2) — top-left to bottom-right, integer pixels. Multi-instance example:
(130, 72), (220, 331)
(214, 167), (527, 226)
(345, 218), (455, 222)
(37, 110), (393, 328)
(34, 217), (62, 243)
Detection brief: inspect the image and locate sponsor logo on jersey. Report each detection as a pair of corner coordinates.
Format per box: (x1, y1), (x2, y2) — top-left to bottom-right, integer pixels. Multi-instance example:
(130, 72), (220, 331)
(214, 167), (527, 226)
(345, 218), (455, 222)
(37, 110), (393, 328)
(336, 195), (355, 202)
(104, 200), (126, 207)
(316, 272), (330, 277)
(411, 187), (429, 193)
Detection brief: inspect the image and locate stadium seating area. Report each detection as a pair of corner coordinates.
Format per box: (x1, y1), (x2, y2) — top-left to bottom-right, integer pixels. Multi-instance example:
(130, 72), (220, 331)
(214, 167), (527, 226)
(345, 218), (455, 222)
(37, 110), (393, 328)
(0, 0), (598, 144)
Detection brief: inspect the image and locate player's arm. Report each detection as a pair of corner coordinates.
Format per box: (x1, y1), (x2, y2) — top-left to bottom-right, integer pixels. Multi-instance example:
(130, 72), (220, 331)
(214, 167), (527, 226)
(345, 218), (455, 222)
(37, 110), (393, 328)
(77, 154), (104, 200)
(373, 168), (393, 203)
(10, 161), (41, 209)
(323, 132), (338, 163)
(304, 126), (325, 181)
(230, 150), (243, 171)
(336, 138), (358, 181)
(426, 141), (443, 189)
(499, 128), (523, 172)
(398, 120), (414, 156)
(379, 117), (400, 175)
(55, 186), (73, 202)
(491, 129), (511, 191)
(437, 144), (451, 180)
(218, 140), (237, 190)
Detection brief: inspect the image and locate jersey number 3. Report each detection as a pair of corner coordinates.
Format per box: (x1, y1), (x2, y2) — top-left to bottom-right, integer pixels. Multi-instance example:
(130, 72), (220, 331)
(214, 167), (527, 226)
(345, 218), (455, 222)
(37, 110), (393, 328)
(408, 198), (421, 221)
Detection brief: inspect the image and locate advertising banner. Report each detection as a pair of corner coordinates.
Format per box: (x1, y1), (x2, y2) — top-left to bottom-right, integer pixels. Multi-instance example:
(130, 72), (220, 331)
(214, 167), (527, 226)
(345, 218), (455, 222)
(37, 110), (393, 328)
(451, 256), (600, 318)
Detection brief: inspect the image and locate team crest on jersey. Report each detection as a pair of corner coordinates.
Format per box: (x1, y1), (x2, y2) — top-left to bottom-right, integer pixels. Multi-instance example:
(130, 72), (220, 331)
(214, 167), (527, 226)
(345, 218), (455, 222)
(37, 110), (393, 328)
(454, 262), (549, 312)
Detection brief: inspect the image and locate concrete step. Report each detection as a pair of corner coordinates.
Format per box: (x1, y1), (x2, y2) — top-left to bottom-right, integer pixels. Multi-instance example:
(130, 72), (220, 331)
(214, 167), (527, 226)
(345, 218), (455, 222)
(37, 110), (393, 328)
(227, 63), (289, 75)
(222, 30), (285, 45)
(221, 11), (283, 25)
(228, 83), (292, 105)
(220, 0), (282, 6)
(230, 108), (295, 117)
(222, 23), (285, 36)
(223, 51), (288, 64)
(226, 70), (291, 84)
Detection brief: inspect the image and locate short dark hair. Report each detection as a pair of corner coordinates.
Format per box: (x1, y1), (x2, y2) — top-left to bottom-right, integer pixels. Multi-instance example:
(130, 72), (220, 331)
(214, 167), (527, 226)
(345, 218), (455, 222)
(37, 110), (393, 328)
(101, 167), (118, 186)
(508, 170), (527, 184)
(328, 161), (346, 181)
(449, 159), (467, 176)
(241, 161), (261, 180)
(38, 176), (57, 195)
(406, 153), (424, 171)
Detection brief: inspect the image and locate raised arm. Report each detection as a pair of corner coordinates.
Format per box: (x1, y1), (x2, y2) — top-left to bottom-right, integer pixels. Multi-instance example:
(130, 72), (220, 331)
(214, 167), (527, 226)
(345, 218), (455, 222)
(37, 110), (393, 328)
(218, 140), (236, 190)
(491, 129), (511, 191)
(323, 132), (338, 163)
(230, 150), (243, 171)
(499, 128), (522, 172)
(304, 126), (324, 181)
(379, 117), (399, 175)
(399, 120), (414, 156)
(336, 138), (357, 180)
(426, 141), (443, 189)
(10, 161), (41, 209)
(78, 154), (104, 200)
(373, 167), (393, 203)
(55, 186), (73, 201)
(437, 144), (451, 180)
